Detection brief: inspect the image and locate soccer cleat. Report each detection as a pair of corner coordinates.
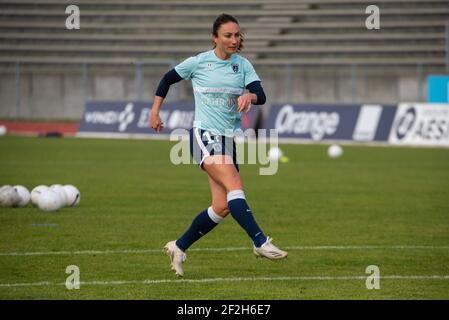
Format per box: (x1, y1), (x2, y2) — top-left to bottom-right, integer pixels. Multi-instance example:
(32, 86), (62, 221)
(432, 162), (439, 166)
(253, 237), (288, 260)
(164, 241), (187, 277)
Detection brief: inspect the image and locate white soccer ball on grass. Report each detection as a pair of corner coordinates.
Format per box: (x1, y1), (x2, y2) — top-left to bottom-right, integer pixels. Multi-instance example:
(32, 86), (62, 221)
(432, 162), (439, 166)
(0, 185), (21, 207)
(13, 185), (31, 207)
(63, 184), (80, 207)
(268, 147), (283, 162)
(50, 184), (68, 207)
(31, 185), (49, 206)
(0, 125), (7, 136)
(268, 146), (290, 163)
(38, 190), (61, 212)
(328, 144), (343, 159)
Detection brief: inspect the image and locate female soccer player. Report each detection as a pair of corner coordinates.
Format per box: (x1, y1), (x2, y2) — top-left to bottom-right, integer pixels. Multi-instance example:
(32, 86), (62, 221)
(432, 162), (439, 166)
(150, 14), (287, 277)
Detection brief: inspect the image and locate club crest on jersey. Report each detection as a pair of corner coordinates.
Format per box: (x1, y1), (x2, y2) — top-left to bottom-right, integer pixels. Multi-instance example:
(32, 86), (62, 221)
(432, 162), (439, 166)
(232, 64), (239, 73)
(207, 63), (214, 71)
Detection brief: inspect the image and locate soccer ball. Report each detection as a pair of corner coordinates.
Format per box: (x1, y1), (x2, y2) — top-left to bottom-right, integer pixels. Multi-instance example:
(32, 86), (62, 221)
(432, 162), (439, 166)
(31, 185), (49, 206)
(63, 185), (80, 207)
(50, 184), (68, 207)
(328, 144), (343, 158)
(0, 125), (7, 136)
(13, 185), (31, 207)
(0, 185), (21, 207)
(38, 190), (61, 212)
(268, 147), (283, 162)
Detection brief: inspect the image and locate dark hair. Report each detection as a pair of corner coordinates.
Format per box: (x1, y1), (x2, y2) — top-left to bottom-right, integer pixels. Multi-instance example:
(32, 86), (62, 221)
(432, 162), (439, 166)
(212, 13), (244, 51)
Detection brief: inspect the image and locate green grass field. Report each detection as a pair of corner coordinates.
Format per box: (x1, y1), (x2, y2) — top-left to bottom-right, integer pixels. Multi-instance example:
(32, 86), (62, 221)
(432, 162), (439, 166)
(0, 136), (448, 299)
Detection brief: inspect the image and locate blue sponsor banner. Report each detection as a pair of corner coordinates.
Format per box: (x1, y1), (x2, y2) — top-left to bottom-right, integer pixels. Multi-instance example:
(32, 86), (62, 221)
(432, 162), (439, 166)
(263, 104), (396, 142)
(427, 75), (449, 103)
(78, 101), (260, 136)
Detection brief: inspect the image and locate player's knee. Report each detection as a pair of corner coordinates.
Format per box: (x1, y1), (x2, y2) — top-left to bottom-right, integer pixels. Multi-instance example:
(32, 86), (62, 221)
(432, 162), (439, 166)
(213, 205), (230, 218)
(222, 175), (243, 193)
(225, 181), (243, 193)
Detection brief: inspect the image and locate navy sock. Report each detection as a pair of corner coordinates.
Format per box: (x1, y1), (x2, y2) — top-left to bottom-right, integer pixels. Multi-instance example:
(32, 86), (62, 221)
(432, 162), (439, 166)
(176, 207), (222, 251)
(227, 190), (267, 247)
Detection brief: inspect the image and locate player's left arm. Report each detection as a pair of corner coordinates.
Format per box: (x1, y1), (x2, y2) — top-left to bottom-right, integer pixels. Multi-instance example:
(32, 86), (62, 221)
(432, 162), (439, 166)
(238, 58), (266, 112)
(237, 81), (266, 112)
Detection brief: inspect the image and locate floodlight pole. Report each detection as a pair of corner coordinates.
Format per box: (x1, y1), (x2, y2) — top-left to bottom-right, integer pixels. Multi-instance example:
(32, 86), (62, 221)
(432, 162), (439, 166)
(15, 62), (21, 119)
(82, 63), (89, 103)
(417, 63), (423, 102)
(351, 63), (358, 103)
(136, 61), (143, 101)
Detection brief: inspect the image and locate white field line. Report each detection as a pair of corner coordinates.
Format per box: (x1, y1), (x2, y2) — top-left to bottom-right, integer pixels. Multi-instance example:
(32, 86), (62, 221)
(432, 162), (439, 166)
(1, 275), (449, 288)
(0, 245), (448, 257)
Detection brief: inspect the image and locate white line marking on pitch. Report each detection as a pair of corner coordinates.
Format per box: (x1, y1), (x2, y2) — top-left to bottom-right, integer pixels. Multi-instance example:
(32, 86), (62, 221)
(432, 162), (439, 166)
(1, 275), (449, 288)
(0, 245), (448, 257)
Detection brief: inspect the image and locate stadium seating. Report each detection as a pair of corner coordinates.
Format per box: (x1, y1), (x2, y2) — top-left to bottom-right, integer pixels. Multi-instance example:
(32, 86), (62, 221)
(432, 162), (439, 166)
(0, 0), (448, 119)
(0, 0), (447, 66)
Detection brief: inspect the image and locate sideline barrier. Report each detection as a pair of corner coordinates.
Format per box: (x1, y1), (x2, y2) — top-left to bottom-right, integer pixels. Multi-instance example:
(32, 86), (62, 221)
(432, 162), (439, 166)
(389, 103), (449, 147)
(77, 101), (449, 147)
(77, 101), (260, 138)
(263, 104), (397, 143)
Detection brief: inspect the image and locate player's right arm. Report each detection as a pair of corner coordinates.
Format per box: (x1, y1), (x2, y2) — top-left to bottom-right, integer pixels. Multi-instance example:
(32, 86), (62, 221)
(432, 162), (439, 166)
(149, 55), (198, 133)
(150, 96), (165, 133)
(149, 69), (183, 133)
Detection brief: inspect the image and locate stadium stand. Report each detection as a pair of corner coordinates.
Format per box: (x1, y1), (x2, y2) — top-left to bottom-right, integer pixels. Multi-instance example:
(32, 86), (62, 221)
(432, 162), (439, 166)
(0, 0), (447, 64)
(0, 0), (448, 119)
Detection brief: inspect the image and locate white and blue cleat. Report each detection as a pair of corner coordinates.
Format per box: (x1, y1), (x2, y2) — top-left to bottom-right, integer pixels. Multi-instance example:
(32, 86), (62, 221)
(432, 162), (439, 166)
(253, 237), (288, 260)
(164, 240), (187, 277)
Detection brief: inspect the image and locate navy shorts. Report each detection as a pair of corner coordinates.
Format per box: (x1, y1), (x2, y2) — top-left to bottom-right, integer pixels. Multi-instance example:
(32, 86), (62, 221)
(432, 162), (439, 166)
(189, 127), (239, 171)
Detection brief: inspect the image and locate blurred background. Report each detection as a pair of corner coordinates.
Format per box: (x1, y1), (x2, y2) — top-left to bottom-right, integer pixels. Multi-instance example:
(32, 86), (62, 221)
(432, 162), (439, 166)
(0, 0), (448, 142)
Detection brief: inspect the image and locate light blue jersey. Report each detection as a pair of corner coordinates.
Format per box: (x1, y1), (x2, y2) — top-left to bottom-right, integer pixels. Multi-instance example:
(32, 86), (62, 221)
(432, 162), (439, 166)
(175, 50), (260, 136)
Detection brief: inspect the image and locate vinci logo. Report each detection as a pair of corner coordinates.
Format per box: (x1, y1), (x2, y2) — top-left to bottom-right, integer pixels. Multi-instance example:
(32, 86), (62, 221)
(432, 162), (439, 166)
(84, 103), (135, 132)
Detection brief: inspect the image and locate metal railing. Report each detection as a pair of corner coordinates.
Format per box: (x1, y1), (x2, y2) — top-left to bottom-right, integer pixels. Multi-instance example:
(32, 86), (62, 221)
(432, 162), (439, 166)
(5, 60), (438, 120)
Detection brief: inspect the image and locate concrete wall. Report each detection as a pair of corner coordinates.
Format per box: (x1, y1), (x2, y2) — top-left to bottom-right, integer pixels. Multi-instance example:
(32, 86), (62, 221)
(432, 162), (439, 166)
(0, 66), (429, 120)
